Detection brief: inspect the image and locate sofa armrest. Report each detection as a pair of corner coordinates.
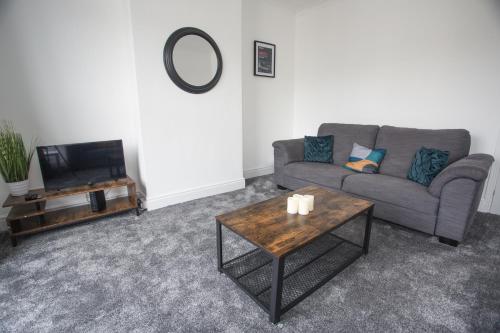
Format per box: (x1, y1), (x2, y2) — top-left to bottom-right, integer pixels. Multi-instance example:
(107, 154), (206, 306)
(433, 154), (493, 242)
(428, 154), (494, 197)
(272, 138), (304, 165)
(272, 138), (304, 186)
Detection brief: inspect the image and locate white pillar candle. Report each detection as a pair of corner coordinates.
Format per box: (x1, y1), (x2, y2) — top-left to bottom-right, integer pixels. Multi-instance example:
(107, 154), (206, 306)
(293, 194), (303, 199)
(287, 197), (299, 214)
(304, 195), (314, 211)
(298, 197), (310, 215)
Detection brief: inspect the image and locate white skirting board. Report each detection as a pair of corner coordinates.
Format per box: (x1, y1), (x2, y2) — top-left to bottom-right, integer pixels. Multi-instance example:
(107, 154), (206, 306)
(243, 165), (274, 179)
(145, 178), (245, 211)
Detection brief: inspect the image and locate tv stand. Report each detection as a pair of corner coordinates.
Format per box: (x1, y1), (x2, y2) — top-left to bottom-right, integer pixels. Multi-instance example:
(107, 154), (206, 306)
(2, 176), (139, 247)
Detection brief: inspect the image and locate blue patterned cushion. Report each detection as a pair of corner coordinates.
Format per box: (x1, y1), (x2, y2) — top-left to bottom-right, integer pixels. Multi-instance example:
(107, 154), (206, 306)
(343, 143), (386, 174)
(304, 135), (333, 163)
(407, 147), (449, 186)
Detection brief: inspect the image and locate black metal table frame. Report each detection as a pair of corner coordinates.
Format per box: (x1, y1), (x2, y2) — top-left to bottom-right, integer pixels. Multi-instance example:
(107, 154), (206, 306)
(216, 206), (374, 324)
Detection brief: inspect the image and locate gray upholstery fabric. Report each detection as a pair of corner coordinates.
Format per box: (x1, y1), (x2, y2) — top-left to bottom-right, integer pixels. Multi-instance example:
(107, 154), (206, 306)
(428, 154), (494, 197)
(284, 162), (355, 190)
(435, 179), (478, 241)
(317, 123), (379, 166)
(429, 154), (493, 241)
(272, 138), (304, 185)
(347, 193), (437, 234)
(282, 176), (344, 194)
(467, 180), (487, 235)
(283, 174), (320, 191)
(272, 138), (304, 164)
(342, 174), (439, 215)
(376, 126), (471, 178)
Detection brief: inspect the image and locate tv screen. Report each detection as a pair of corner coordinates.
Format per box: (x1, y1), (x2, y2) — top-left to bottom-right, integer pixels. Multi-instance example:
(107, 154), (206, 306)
(37, 140), (126, 191)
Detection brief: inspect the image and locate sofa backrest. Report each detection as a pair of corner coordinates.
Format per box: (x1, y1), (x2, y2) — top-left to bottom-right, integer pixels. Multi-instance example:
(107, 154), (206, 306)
(376, 125), (471, 178)
(317, 123), (380, 166)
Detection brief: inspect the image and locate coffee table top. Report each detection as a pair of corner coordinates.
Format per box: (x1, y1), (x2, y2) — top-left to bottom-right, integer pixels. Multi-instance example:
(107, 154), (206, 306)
(215, 186), (373, 258)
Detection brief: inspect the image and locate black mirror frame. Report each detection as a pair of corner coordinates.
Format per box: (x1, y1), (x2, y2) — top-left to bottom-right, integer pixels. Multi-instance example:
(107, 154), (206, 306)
(163, 27), (223, 94)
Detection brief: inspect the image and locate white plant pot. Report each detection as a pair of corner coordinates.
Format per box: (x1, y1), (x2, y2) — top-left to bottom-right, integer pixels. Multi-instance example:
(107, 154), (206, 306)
(7, 179), (29, 196)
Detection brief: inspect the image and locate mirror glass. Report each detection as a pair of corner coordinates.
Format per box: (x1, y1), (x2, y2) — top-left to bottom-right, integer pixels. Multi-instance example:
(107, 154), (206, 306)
(172, 35), (218, 86)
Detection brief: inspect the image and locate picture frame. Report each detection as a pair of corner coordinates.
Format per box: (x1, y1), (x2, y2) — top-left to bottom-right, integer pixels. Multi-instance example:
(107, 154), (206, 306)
(254, 41), (275, 78)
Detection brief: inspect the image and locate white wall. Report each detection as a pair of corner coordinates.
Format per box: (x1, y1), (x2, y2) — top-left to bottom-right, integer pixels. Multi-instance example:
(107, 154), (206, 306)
(129, 0), (244, 209)
(0, 0), (142, 225)
(242, 0), (296, 178)
(293, 0), (500, 210)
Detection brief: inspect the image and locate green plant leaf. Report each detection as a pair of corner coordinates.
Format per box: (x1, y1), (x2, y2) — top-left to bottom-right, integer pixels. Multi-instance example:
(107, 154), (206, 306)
(0, 121), (36, 183)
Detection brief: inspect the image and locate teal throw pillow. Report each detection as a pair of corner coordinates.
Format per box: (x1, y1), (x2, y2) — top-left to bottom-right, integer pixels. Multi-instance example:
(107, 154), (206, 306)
(304, 135), (333, 163)
(407, 147), (449, 186)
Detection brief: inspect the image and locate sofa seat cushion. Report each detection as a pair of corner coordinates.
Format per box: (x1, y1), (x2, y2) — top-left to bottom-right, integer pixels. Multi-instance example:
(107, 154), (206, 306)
(284, 162), (355, 189)
(342, 174), (439, 215)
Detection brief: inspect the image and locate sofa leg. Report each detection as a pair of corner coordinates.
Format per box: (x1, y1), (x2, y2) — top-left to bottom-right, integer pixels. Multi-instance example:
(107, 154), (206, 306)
(277, 185), (287, 190)
(438, 237), (459, 247)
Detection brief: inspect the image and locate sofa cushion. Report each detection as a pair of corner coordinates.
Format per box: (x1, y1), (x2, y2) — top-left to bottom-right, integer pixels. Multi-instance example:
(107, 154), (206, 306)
(407, 147), (449, 186)
(284, 162), (355, 189)
(375, 126), (470, 179)
(318, 123), (379, 167)
(304, 135), (333, 163)
(342, 173), (440, 215)
(344, 143), (387, 174)
(346, 194), (437, 234)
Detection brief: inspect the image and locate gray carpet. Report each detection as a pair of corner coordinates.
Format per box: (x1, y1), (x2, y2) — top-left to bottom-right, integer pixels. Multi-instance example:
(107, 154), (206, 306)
(1, 175), (499, 332)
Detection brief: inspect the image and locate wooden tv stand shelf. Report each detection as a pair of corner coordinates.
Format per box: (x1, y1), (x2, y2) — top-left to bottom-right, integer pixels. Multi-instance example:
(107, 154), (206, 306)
(2, 176), (139, 246)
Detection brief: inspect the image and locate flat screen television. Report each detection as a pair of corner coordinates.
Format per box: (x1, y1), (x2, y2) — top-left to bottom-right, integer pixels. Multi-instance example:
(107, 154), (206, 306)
(37, 140), (126, 191)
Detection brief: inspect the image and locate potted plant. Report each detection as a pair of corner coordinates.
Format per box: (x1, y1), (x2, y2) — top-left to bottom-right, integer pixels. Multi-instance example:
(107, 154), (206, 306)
(0, 122), (35, 196)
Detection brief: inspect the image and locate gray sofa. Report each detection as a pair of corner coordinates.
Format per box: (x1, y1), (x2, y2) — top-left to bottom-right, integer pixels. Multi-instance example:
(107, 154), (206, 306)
(273, 123), (494, 246)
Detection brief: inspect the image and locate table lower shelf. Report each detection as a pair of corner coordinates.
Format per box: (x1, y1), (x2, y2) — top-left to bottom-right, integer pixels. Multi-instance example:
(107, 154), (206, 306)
(221, 233), (363, 315)
(9, 197), (136, 237)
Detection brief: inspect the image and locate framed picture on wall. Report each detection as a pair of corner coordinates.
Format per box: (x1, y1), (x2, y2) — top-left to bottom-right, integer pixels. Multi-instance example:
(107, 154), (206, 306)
(254, 41), (275, 78)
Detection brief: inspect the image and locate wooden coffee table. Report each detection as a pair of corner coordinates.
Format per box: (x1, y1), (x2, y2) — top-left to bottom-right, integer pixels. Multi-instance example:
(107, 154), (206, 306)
(215, 186), (374, 323)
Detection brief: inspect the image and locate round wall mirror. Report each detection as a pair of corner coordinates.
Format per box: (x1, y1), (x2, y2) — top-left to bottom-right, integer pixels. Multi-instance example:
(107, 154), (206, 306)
(163, 27), (223, 94)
